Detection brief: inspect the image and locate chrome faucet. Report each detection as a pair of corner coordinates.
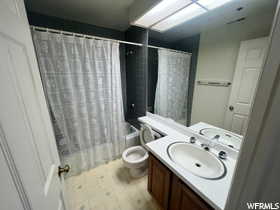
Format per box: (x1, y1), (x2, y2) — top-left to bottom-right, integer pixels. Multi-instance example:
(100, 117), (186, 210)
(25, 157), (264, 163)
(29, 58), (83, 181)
(218, 151), (227, 159)
(201, 143), (210, 151)
(190, 136), (196, 143)
(212, 134), (220, 141)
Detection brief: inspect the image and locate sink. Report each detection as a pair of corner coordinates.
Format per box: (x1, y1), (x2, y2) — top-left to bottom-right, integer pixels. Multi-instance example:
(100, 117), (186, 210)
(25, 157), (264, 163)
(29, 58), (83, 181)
(200, 128), (242, 150)
(167, 142), (225, 179)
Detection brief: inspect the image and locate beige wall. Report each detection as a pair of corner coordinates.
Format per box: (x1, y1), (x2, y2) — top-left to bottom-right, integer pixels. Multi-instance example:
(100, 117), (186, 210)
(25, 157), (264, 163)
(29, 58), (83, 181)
(191, 13), (274, 128)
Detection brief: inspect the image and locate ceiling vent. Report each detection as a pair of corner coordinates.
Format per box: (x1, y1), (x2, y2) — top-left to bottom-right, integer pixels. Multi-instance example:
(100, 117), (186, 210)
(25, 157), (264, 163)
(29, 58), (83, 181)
(226, 17), (246, 24)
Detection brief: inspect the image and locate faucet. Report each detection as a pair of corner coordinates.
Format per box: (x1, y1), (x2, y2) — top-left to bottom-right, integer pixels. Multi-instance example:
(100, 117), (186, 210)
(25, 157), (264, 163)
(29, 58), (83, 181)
(212, 135), (220, 141)
(190, 136), (196, 143)
(218, 151), (227, 159)
(200, 143), (210, 151)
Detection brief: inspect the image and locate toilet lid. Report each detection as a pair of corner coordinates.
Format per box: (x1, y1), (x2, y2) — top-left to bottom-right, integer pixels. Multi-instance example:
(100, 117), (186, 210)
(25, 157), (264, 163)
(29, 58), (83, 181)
(140, 124), (155, 145)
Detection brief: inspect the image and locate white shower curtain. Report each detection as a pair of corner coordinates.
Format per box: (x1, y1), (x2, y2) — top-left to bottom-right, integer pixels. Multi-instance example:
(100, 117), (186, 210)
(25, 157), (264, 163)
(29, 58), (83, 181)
(32, 30), (126, 176)
(155, 49), (191, 125)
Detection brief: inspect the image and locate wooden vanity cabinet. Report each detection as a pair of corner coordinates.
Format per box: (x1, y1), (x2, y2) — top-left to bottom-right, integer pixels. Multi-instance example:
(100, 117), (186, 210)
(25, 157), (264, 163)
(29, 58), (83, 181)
(148, 153), (213, 210)
(169, 176), (212, 210)
(148, 154), (171, 210)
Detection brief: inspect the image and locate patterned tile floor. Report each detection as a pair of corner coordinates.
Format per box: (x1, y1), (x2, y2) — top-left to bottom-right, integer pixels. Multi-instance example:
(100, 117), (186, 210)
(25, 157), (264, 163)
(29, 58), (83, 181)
(65, 159), (160, 210)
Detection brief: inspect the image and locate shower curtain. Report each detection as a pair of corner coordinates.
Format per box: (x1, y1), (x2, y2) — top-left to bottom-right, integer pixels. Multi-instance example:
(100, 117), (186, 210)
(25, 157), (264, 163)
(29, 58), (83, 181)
(32, 30), (126, 176)
(155, 49), (191, 125)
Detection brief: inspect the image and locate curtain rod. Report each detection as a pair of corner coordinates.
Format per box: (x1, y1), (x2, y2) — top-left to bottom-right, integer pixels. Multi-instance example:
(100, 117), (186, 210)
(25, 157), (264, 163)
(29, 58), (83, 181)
(148, 45), (191, 55)
(30, 25), (143, 47)
(30, 25), (191, 55)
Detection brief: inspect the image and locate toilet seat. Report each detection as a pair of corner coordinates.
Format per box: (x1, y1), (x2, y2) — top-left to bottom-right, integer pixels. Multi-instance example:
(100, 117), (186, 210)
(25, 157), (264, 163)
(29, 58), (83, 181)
(122, 146), (148, 168)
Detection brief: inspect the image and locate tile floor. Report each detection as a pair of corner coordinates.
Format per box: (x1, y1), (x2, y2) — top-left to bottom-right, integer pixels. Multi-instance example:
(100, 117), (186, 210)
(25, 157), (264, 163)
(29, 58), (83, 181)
(65, 159), (160, 210)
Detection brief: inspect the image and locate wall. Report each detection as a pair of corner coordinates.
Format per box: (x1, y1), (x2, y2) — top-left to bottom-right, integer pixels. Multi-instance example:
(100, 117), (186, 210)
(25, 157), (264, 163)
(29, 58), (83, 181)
(191, 13), (274, 128)
(27, 12), (124, 40)
(125, 26), (149, 127)
(149, 38), (175, 48)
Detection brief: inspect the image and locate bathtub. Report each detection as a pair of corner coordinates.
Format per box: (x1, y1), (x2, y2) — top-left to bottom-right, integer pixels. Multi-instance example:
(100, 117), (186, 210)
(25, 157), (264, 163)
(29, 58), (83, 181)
(125, 123), (140, 148)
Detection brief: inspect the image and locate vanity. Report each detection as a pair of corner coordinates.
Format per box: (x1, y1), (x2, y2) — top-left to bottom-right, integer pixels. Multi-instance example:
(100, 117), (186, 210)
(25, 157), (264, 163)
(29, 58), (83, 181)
(139, 114), (239, 210)
(148, 153), (213, 210)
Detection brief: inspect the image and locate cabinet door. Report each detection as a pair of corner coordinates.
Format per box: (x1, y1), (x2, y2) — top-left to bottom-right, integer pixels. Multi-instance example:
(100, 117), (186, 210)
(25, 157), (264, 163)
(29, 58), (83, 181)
(148, 154), (171, 210)
(170, 176), (212, 210)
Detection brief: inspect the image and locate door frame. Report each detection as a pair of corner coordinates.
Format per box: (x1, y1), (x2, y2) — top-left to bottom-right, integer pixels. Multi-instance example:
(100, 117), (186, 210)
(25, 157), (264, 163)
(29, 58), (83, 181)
(225, 1), (280, 209)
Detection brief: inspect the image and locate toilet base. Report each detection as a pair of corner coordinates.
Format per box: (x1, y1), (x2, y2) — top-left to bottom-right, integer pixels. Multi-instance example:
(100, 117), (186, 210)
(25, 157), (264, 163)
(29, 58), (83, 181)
(129, 166), (148, 178)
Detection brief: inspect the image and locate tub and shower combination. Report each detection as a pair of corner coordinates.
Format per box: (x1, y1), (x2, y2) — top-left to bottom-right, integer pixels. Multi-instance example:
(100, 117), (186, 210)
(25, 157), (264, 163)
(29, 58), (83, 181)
(32, 27), (140, 177)
(125, 123), (140, 148)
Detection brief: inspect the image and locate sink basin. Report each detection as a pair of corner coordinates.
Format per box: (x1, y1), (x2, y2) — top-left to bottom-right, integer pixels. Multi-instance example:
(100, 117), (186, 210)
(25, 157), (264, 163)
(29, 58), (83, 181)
(200, 128), (242, 150)
(167, 142), (225, 179)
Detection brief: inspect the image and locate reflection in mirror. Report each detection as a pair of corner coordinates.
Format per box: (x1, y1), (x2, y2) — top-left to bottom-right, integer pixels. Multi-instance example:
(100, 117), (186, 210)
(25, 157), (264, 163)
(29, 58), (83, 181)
(149, 48), (191, 125)
(147, 0), (278, 150)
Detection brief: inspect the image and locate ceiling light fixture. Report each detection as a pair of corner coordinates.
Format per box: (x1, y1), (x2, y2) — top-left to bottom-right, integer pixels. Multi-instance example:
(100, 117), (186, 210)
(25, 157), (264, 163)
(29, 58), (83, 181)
(151, 3), (207, 32)
(132, 0), (193, 28)
(132, 0), (235, 32)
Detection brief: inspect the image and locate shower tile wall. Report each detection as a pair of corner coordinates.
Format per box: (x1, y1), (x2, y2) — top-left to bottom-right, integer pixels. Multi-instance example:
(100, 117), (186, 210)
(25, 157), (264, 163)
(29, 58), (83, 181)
(125, 26), (149, 127)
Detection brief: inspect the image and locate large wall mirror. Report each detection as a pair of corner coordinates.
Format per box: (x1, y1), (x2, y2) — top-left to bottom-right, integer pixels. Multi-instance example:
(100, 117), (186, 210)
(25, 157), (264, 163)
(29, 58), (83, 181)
(146, 0), (277, 149)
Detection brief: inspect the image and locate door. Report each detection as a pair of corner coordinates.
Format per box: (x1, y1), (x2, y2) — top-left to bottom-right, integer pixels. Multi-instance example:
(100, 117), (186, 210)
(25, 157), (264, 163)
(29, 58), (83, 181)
(148, 154), (171, 210)
(224, 37), (268, 135)
(170, 176), (212, 210)
(0, 0), (67, 210)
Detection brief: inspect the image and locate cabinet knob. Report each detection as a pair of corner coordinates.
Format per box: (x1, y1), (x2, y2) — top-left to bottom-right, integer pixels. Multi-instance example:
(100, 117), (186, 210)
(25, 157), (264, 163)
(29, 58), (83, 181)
(58, 164), (70, 177)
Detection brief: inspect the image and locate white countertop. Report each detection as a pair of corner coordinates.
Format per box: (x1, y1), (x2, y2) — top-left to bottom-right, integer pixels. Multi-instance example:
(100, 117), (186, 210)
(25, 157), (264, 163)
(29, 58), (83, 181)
(138, 115), (237, 210)
(189, 122), (243, 139)
(189, 122), (243, 152)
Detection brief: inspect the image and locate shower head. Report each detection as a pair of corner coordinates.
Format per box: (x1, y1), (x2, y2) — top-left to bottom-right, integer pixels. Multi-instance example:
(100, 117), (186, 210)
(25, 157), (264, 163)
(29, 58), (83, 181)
(126, 50), (135, 56)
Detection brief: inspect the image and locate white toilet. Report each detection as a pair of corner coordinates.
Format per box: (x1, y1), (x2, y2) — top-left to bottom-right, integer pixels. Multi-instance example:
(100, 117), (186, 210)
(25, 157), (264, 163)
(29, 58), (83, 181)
(122, 124), (158, 178)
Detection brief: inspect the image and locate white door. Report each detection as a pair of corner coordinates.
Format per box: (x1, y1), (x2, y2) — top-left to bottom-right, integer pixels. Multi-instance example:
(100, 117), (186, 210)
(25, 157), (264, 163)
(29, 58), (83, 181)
(0, 0), (68, 210)
(224, 37), (268, 135)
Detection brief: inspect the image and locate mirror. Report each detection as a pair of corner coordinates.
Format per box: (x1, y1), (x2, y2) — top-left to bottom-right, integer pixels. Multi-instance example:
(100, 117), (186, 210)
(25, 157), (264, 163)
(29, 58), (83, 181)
(147, 0), (277, 149)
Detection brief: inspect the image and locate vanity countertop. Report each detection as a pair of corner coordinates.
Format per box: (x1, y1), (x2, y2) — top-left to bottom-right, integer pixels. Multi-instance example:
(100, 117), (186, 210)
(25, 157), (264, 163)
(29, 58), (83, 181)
(189, 122), (243, 138)
(138, 115), (237, 210)
(189, 122), (243, 151)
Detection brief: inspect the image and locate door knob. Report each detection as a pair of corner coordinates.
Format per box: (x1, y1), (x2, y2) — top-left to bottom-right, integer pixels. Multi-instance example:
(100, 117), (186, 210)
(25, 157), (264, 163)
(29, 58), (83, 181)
(58, 165), (70, 177)
(229, 106), (234, 111)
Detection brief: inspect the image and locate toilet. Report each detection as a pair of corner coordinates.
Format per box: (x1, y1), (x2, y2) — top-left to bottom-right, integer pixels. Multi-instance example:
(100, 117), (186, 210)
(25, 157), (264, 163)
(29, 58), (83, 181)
(122, 124), (158, 178)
